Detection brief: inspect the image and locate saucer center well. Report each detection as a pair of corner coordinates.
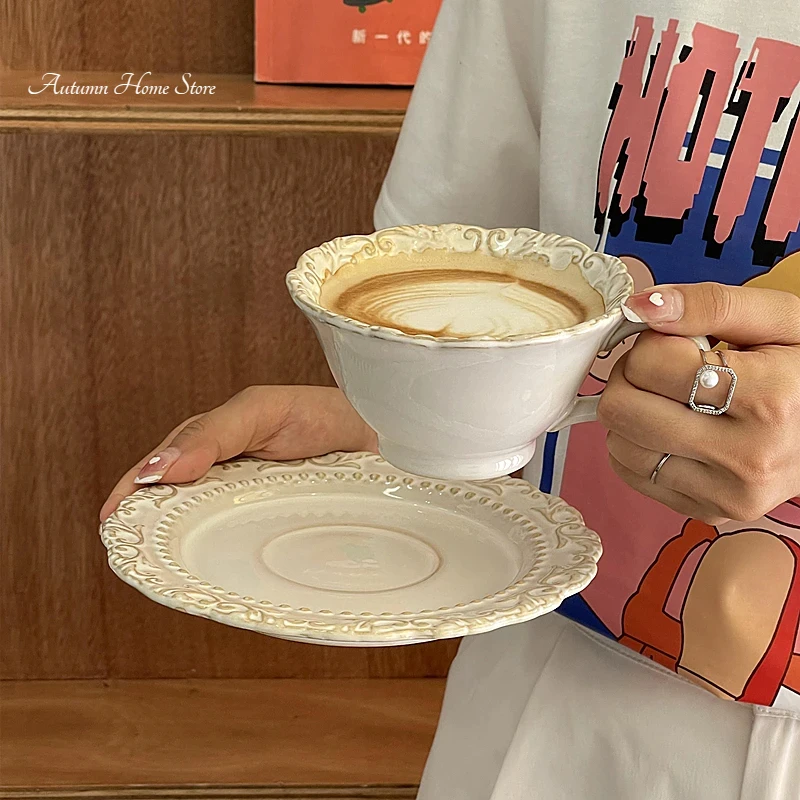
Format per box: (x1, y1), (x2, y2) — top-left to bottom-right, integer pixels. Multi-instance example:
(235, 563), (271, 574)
(261, 524), (442, 593)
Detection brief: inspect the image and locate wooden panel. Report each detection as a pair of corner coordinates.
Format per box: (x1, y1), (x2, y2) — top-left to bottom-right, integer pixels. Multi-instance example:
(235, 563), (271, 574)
(0, 679), (445, 786)
(0, 72), (410, 135)
(0, 131), (459, 680)
(0, 135), (108, 680)
(0, 1), (254, 74)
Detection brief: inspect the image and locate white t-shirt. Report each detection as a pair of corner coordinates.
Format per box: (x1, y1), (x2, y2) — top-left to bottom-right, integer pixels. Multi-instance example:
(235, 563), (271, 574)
(375, 1), (800, 796)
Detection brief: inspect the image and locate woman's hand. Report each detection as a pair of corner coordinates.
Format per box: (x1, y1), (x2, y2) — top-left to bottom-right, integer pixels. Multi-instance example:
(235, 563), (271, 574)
(100, 385), (378, 520)
(598, 282), (800, 524)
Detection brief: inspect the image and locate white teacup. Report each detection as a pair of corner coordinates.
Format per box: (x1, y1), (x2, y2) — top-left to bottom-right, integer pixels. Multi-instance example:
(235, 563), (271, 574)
(287, 224), (679, 480)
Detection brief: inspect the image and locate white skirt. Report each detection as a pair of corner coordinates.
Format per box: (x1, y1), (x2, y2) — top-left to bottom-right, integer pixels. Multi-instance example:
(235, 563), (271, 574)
(417, 614), (800, 800)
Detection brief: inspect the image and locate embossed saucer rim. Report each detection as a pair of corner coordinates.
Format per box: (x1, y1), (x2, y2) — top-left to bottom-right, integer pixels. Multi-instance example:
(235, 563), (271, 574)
(286, 223), (634, 348)
(99, 452), (602, 645)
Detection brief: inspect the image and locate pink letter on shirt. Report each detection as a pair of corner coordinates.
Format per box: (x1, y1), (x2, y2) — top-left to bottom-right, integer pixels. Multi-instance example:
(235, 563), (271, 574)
(764, 109), (800, 244)
(714, 39), (800, 243)
(643, 24), (740, 220)
(597, 17), (680, 216)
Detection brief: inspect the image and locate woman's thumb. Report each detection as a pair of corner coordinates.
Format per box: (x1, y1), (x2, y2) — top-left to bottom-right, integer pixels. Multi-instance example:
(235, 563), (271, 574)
(621, 282), (800, 346)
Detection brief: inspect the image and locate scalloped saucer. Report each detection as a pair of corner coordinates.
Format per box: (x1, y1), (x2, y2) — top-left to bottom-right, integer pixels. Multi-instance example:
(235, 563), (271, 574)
(100, 453), (601, 647)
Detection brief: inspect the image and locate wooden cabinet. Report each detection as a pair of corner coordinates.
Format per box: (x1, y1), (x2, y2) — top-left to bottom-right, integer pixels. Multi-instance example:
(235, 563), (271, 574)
(1, 12), (455, 789)
(0, 33), (457, 687)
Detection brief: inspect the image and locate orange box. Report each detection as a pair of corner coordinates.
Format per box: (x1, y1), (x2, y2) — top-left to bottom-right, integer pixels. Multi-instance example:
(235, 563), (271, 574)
(255, 0), (442, 86)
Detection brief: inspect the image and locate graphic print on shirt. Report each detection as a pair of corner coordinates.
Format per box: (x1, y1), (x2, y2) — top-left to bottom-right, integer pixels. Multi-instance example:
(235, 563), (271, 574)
(594, 16), (800, 275)
(549, 16), (800, 708)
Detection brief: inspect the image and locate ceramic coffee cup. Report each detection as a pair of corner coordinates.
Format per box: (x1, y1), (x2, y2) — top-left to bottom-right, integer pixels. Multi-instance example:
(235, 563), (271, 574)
(287, 224), (705, 481)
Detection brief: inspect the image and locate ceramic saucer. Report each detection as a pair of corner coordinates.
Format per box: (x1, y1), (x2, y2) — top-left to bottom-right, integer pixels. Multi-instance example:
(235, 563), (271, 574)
(100, 452), (601, 646)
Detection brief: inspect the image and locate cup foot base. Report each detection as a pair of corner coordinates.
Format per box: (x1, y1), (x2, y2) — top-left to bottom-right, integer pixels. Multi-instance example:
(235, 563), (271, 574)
(377, 440), (537, 481)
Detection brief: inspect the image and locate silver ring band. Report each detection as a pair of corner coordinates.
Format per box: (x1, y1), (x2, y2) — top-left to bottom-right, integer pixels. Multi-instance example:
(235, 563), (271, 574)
(650, 453), (672, 484)
(688, 348), (738, 416)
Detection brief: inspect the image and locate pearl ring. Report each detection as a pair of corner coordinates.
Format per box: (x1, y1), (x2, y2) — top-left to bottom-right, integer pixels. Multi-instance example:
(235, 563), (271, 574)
(688, 348), (738, 416)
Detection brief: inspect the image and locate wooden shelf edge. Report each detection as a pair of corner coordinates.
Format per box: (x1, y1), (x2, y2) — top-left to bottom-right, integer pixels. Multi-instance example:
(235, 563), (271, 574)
(0, 786), (418, 800)
(0, 72), (408, 135)
(0, 109), (406, 135)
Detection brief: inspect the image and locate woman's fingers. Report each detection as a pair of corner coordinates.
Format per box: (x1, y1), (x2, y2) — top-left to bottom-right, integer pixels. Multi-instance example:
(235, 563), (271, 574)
(597, 353), (722, 460)
(99, 386), (377, 522)
(133, 388), (285, 485)
(598, 284), (800, 522)
(606, 431), (730, 523)
(608, 456), (727, 525)
(100, 388), (289, 521)
(605, 431), (713, 495)
(99, 414), (205, 521)
(621, 331), (755, 417)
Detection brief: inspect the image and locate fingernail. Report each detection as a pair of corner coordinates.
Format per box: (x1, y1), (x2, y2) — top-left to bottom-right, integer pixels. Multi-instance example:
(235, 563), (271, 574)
(622, 287), (683, 324)
(134, 446), (180, 485)
(621, 303), (644, 323)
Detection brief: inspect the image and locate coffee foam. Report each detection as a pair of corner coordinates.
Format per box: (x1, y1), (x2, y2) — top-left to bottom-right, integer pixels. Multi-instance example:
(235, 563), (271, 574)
(319, 249), (606, 339)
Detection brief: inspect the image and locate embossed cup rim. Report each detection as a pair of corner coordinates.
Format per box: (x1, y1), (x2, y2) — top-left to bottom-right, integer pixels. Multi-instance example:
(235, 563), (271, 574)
(286, 223), (634, 348)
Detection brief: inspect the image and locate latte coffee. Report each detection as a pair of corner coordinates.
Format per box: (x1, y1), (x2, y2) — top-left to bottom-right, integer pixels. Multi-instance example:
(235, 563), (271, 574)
(319, 249), (606, 339)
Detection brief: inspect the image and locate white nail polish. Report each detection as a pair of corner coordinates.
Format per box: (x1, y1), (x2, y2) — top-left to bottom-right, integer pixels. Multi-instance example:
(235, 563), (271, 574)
(134, 474), (162, 485)
(648, 292), (665, 307)
(621, 303), (644, 323)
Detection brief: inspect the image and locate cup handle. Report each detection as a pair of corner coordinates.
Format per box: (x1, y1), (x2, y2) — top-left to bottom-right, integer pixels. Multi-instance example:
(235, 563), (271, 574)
(548, 318), (711, 432)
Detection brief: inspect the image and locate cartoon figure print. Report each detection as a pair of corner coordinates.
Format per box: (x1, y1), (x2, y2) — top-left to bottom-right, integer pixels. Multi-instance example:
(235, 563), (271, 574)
(620, 502), (800, 706)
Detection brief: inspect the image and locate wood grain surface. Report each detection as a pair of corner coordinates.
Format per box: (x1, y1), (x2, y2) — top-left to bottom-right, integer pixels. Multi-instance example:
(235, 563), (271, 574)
(0, 789), (418, 800)
(0, 72), (410, 135)
(0, 679), (445, 786)
(0, 131), (459, 680)
(0, 1), (254, 74)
